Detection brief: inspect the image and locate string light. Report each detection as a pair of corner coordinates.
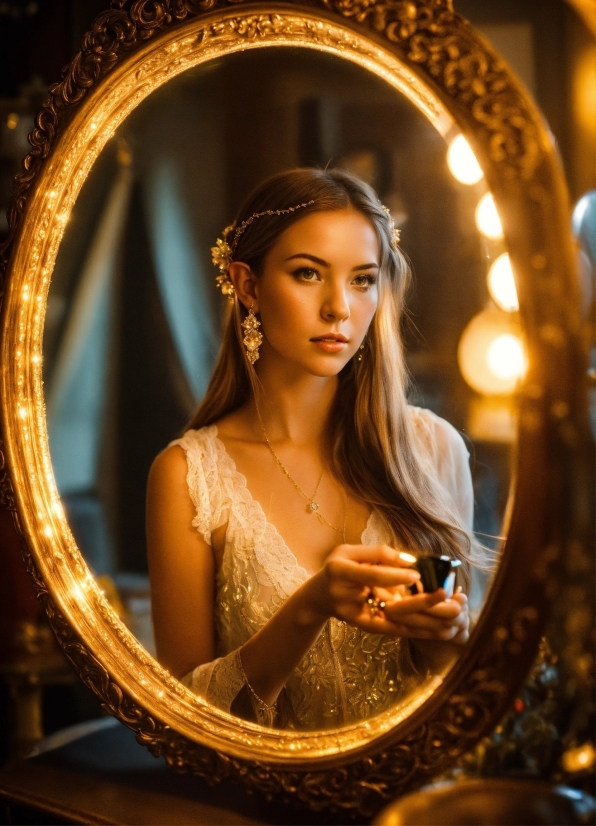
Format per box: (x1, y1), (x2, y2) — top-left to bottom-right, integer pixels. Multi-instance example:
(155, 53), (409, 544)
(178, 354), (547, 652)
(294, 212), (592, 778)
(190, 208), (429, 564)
(458, 308), (526, 395)
(447, 134), (484, 185)
(487, 333), (526, 379)
(476, 192), (503, 239)
(488, 253), (519, 312)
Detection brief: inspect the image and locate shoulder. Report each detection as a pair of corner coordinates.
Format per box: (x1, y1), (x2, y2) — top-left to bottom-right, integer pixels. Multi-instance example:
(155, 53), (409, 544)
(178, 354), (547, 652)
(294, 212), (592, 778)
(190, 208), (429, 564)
(407, 405), (470, 461)
(147, 444), (189, 504)
(148, 427), (216, 488)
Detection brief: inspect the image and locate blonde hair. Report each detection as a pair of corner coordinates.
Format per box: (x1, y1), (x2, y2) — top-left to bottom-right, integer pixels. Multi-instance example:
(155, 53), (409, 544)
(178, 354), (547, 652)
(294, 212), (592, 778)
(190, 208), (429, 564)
(189, 168), (479, 586)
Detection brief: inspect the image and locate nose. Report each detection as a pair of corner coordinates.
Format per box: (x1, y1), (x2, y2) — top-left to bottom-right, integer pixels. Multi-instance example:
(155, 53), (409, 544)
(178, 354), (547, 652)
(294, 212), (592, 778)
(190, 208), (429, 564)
(321, 282), (350, 322)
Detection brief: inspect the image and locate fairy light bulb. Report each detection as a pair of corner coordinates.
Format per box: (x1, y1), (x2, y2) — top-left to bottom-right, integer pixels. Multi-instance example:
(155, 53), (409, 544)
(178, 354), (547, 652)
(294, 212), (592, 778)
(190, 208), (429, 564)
(487, 334), (526, 380)
(488, 253), (519, 312)
(447, 135), (484, 185)
(476, 193), (503, 239)
(458, 308), (527, 395)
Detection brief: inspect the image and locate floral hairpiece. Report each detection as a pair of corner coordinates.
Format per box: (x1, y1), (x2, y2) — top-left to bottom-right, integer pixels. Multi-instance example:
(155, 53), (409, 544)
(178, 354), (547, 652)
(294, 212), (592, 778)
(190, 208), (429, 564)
(382, 205), (401, 249)
(212, 199), (400, 297)
(212, 201), (315, 298)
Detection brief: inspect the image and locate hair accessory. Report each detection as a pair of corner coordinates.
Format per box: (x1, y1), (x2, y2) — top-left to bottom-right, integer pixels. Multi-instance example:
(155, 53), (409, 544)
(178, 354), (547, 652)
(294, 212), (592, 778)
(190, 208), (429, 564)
(382, 205), (401, 249)
(241, 305), (263, 364)
(211, 225), (236, 298)
(212, 200), (316, 297)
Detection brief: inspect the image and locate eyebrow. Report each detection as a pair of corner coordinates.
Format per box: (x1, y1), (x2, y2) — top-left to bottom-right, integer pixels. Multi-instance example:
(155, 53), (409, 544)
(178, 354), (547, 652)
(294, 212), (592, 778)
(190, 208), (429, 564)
(285, 253), (379, 270)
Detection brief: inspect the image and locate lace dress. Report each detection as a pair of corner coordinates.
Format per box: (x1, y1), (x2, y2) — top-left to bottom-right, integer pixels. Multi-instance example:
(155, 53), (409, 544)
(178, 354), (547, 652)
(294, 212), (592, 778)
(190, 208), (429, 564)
(172, 406), (474, 730)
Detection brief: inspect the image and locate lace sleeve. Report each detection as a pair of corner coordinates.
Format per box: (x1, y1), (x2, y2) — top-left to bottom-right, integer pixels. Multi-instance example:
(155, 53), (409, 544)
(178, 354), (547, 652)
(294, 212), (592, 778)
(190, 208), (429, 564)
(409, 407), (474, 532)
(182, 650), (278, 727)
(410, 407), (491, 620)
(168, 428), (224, 546)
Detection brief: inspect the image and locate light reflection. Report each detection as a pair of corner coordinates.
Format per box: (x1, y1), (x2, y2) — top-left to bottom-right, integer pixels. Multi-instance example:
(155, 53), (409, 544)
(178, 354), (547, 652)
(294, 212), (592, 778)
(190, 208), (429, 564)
(447, 134), (484, 185)
(488, 253), (519, 312)
(487, 333), (526, 380)
(475, 192), (503, 239)
(458, 308), (526, 395)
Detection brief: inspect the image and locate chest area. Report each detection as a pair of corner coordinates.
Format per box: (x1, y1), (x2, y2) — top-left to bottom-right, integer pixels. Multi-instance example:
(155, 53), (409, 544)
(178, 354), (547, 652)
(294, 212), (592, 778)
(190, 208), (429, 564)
(210, 434), (375, 576)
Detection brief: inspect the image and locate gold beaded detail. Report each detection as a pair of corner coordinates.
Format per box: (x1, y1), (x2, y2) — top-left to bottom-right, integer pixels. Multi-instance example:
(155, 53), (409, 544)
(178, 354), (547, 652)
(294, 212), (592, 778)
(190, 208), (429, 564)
(212, 201), (315, 297)
(241, 306), (263, 364)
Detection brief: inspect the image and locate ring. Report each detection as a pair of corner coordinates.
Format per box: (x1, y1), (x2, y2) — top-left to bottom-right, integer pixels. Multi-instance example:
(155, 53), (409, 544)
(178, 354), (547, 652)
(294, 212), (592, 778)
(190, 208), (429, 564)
(366, 589), (386, 617)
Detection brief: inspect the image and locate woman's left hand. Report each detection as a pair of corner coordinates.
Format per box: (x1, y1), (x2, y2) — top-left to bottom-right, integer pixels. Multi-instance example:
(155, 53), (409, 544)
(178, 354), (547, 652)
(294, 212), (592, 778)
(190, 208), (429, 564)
(382, 590), (469, 644)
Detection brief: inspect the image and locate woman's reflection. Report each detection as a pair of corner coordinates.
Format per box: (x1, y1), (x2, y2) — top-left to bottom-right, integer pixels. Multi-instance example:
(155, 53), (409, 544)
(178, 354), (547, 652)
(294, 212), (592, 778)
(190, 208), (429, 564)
(147, 168), (488, 730)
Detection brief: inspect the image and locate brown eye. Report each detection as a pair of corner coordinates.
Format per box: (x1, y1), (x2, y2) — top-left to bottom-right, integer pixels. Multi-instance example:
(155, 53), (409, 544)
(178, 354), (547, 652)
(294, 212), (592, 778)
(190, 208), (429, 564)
(294, 267), (320, 281)
(352, 274), (377, 288)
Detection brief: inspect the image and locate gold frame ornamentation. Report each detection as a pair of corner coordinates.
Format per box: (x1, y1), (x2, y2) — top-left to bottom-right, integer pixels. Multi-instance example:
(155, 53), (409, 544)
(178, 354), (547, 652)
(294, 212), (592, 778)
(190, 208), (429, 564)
(0, 0), (590, 817)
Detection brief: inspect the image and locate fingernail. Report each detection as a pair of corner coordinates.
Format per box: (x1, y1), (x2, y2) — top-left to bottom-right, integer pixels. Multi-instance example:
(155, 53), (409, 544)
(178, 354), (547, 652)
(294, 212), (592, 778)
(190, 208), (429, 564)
(456, 586), (463, 594)
(398, 551), (417, 564)
(407, 571), (421, 580)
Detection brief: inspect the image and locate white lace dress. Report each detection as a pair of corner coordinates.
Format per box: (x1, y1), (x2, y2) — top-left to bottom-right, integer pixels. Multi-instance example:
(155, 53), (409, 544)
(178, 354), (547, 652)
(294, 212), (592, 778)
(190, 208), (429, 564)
(172, 406), (474, 730)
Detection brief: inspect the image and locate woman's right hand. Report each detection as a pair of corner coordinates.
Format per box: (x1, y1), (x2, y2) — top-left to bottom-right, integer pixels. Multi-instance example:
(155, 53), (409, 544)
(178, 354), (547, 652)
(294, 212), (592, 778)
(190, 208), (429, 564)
(303, 544), (445, 635)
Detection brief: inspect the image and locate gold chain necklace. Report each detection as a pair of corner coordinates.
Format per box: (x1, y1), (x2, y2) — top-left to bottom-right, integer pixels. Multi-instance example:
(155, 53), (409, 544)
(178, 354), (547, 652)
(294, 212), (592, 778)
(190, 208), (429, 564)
(260, 423), (347, 539)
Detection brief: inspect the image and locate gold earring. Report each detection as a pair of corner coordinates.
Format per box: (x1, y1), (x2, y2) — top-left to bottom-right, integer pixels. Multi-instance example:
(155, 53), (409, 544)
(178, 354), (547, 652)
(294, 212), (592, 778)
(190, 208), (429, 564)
(357, 341), (365, 362)
(241, 305), (263, 365)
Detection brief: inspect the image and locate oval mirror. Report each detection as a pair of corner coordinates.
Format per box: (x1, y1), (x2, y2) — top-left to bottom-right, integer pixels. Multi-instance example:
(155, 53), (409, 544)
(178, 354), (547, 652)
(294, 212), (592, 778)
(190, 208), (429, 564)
(0, 1), (587, 816)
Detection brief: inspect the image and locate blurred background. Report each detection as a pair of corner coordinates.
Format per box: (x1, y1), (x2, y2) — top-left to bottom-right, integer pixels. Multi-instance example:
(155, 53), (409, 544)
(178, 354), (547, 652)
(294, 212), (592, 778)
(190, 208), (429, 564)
(0, 0), (594, 763)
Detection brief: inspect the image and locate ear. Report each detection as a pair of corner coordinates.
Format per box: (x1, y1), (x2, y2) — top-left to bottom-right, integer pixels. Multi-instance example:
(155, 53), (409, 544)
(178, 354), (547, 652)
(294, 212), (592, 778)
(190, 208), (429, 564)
(228, 262), (260, 312)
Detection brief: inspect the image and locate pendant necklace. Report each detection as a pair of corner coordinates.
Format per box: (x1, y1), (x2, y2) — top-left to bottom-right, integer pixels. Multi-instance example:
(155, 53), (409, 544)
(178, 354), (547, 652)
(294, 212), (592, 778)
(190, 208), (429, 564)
(260, 422), (347, 540)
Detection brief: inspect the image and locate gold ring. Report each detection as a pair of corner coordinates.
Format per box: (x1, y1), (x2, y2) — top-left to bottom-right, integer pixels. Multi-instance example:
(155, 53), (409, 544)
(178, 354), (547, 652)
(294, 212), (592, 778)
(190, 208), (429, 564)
(366, 589), (386, 617)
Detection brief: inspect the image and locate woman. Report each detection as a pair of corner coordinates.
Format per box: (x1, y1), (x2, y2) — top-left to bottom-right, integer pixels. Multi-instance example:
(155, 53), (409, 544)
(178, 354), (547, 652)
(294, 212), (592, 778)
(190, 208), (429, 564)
(147, 168), (479, 730)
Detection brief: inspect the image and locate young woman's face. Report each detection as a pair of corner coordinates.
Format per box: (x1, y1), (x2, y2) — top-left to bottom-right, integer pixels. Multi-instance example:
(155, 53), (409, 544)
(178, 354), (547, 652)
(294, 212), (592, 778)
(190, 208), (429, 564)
(253, 209), (380, 377)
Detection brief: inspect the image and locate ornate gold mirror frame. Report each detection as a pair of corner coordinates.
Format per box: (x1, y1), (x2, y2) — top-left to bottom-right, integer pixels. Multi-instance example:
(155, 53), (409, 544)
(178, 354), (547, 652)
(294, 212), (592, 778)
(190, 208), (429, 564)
(0, 0), (589, 817)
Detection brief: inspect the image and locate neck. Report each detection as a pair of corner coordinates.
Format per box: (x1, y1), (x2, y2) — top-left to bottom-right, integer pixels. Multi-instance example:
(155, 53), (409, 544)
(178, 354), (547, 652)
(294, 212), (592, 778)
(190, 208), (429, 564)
(249, 354), (338, 446)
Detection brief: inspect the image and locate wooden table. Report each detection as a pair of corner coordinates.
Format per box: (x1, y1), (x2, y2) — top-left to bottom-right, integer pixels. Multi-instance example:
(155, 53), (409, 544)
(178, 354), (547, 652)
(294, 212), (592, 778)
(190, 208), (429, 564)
(0, 718), (329, 825)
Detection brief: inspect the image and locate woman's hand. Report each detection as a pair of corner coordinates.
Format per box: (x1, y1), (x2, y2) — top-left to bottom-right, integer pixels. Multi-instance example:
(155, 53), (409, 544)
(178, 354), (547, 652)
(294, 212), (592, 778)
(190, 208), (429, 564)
(383, 590), (469, 644)
(302, 544), (446, 636)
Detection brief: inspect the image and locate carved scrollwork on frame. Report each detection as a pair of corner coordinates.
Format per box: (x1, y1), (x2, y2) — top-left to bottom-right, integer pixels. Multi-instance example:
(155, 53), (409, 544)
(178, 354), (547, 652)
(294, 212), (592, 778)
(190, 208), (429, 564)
(0, 0), (587, 818)
(320, 0), (541, 178)
(0, 0), (540, 286)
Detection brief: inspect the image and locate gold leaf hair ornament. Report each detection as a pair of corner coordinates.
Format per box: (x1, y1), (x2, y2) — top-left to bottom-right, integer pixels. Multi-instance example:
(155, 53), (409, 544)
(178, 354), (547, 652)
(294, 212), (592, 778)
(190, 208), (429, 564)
(211, 225), (235, 298)
(212, 201), (316, 298)
(382, 204), (401, 249)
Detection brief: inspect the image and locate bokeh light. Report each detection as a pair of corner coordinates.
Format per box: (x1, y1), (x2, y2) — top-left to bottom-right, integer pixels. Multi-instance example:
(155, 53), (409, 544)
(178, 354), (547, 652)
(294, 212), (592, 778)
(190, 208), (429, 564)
(458, 308), (526, 395)
(487, 334), (526, 379)
(475, 192), (503, 239)
(447, 135), (484, 185)
(488, 253), (519, 312)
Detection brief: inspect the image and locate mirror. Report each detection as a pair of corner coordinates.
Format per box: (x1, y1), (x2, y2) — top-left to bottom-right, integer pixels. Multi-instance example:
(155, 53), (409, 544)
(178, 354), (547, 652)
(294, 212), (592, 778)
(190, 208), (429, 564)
(0, 0), (585, 813)
(43, 47), (509, 720)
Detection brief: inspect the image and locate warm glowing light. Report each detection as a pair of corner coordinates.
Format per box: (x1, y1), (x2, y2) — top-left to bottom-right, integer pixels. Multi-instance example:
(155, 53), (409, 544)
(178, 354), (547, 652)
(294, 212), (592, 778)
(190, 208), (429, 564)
(488, 253), (519, 312)
(487, 334), (526, 380)
(475, 193), (503, 239)
(574, 48), (596, 134)
(447, 134), (484, 185)
(18, 407), (26, 419)
(562, 742), (595, 773)
(7, 112), (19, 130)
(458, 308), (526, 395)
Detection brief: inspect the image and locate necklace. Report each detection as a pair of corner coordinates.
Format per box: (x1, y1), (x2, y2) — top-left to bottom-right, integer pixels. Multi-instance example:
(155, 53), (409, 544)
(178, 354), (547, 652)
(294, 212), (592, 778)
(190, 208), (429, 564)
(260, 422), (347, 539)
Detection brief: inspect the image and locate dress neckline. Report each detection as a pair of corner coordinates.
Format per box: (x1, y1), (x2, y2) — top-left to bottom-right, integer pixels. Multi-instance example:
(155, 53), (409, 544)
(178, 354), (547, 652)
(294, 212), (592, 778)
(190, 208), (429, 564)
(209, 425), (374, 580)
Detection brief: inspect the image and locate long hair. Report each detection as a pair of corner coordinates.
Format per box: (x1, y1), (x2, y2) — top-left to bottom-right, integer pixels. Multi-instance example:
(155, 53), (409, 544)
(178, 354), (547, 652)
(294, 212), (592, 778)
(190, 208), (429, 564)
(188, 168), (481, 586)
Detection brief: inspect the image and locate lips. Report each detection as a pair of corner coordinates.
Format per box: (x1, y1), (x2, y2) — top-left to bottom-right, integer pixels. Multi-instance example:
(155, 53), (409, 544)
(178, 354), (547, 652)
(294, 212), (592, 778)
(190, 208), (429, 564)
(310, 333), (349, 353)
(310, 333), (349, 343)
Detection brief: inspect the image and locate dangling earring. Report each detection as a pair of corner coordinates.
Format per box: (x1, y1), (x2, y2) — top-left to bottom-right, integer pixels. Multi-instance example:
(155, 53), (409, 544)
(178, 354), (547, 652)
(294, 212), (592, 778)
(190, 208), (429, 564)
(357, 341), (365, 362)
(241, 304), (263, 364)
